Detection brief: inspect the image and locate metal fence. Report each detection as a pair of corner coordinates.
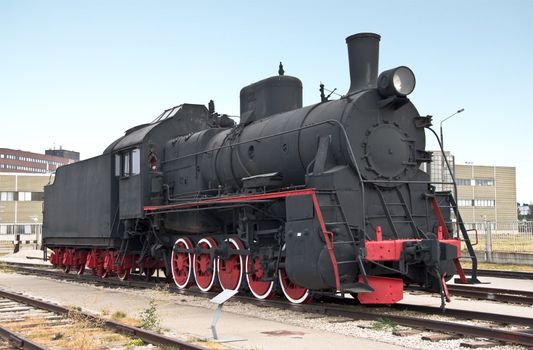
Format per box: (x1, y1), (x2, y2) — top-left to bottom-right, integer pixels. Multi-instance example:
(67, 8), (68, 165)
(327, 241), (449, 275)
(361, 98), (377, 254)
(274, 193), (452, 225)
(0, 224), (41, 253)
(0, 224), (42, 235)
(462, 221), (533, 254)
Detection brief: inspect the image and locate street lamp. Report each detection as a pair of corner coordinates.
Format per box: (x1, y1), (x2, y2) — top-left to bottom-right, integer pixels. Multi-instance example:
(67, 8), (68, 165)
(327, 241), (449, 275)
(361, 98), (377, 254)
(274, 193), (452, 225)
(439, 108), (465, 150)
(438, 108), (464, 196)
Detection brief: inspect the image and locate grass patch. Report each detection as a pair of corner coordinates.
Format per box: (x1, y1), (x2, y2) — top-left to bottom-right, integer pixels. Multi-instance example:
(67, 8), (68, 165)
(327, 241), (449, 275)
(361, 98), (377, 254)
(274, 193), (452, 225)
(372, 317), (398, 332)
(139, 299), (161, 333)
(462, 234), (533, 253)
(127, 338), (145, 346)
(111, 310), (127, 321)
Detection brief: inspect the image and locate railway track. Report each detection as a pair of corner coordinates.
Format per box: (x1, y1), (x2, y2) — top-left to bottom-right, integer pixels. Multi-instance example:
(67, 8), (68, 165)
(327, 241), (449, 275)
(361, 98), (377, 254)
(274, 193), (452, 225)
(447, 284), (533, 305)
(464, 268), (533, 280)
(0, 288), (207, 350)
(5, 261), (533, 306)
(2, 261), (533, 347)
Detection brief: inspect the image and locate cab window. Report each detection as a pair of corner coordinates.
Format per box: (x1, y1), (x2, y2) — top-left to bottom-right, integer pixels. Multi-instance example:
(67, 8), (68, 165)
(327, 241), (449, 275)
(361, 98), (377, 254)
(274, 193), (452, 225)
(115, 148), (141, 177)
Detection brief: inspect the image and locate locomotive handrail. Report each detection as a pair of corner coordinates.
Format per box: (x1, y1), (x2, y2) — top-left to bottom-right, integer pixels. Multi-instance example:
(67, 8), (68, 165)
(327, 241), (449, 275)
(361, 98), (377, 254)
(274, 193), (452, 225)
(161, 118), (368, 231)
(162, 119), (357, 166)
(426, 127), (458, 203)
(427, 126), (481, 284)
(364, 180), (456, 184)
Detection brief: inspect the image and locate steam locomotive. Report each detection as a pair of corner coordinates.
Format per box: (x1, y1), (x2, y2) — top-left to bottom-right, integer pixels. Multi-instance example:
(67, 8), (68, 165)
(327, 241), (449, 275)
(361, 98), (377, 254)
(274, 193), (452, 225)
(43, 33), (474, 305)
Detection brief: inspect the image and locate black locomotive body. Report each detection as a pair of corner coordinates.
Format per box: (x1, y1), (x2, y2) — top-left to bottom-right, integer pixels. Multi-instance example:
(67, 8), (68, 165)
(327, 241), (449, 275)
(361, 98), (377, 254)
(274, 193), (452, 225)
(44, 33), (471, 304)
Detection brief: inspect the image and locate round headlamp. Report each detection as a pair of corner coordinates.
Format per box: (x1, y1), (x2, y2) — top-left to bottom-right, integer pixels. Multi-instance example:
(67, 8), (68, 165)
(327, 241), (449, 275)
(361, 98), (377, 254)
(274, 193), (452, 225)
(377, 66), (416, 97)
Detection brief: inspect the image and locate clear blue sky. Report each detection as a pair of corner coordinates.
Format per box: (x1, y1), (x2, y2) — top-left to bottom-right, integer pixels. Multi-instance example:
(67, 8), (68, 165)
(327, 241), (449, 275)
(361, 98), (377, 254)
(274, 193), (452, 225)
(1, 1), (532, 202)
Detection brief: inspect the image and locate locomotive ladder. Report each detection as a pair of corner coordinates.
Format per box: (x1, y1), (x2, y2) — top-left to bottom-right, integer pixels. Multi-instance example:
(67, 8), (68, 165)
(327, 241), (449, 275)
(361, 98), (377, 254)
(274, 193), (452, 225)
(431, 193), (481, 284)
(373, 185), (425, 239)
(316, 190), (374, 294)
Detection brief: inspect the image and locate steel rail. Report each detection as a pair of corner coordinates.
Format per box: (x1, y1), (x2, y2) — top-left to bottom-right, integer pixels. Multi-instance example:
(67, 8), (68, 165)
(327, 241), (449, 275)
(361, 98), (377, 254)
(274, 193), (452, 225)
(447, 284), (533, 305)
(0, 288), (207, 350)
(463, 269), (533, 280)
(391, 304), (533, 327)
(320, 306), (533, 347)
(0, 326), (48, 350)
(9, 262), (533, 307)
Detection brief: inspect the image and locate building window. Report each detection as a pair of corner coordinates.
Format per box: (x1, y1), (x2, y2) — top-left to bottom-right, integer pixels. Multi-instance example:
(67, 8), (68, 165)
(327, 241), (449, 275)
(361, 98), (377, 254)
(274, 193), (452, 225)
(18, 192), (32, 201)
(0, 192), (14, 201)
(475, 179), (494, 186)
(456, 178), (471, 186)
(0, 225), (7, 234)
(474, 199), (495, 207)
(458, 199), (473, 207)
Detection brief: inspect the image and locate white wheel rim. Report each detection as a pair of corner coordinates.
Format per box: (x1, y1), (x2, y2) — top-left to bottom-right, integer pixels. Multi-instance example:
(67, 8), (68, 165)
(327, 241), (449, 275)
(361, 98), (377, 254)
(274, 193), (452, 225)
(278, 244), (309, 303)
(171, 238), (192, 289)
(278, 272), (310, 304)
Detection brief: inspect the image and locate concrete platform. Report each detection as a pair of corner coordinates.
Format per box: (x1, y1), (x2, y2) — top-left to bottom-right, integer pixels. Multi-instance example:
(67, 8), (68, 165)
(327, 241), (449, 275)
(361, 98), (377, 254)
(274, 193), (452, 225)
(0, 272), (408, 350)
(0, 249), (51, 266)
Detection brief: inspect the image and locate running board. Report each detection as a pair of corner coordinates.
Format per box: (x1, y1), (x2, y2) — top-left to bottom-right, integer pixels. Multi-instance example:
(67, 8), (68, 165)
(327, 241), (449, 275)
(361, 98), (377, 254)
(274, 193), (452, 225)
(341, 282), (374, 293)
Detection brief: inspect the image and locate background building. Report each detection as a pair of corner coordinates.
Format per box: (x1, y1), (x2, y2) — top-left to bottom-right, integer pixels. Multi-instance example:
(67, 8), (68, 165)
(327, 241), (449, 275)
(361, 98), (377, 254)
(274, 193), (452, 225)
(0, 148), (78, 174)
(0, 173), (49, 234)
(424, 151), (455, 193)
(454, 164), (516, 223)
(0, 148), (78, 235)
(426, 151), (517, 223)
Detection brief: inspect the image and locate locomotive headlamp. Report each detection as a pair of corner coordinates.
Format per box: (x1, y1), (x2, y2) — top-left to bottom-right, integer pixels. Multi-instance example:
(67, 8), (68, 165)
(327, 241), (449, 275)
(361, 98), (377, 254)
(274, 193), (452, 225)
(377, 66), (416, 97)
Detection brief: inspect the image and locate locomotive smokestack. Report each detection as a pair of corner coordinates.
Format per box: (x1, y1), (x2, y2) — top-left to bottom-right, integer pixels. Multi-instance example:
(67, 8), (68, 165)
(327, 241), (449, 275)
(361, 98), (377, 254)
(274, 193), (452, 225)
(345, 33), (380, 94)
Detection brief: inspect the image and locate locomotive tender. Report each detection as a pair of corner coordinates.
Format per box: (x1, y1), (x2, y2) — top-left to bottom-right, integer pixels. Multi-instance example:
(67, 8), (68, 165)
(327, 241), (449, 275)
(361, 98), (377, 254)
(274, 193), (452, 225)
(44, 33), (472, 305)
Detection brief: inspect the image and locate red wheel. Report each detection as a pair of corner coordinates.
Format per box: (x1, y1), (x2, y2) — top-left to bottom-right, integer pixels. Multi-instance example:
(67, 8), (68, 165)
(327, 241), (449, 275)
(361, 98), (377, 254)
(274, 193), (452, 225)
(246, 255), (274, 299)
(49, 249), (59, 267)
(117, 255), (132, 281)
(61, 263), (71, 273)
(61, 249), (71, 273)
(89, 250), (105, 278)
(75, 250), (87, 275)
(279, 268), (311, 303)
(193, 237), (217, 292)
(102, 251), (114, 278)
(171, 237), (193, 289)
(217, 238), (244, 291)
(278, 245), (311, 304)
(117, 267), (131, 281)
